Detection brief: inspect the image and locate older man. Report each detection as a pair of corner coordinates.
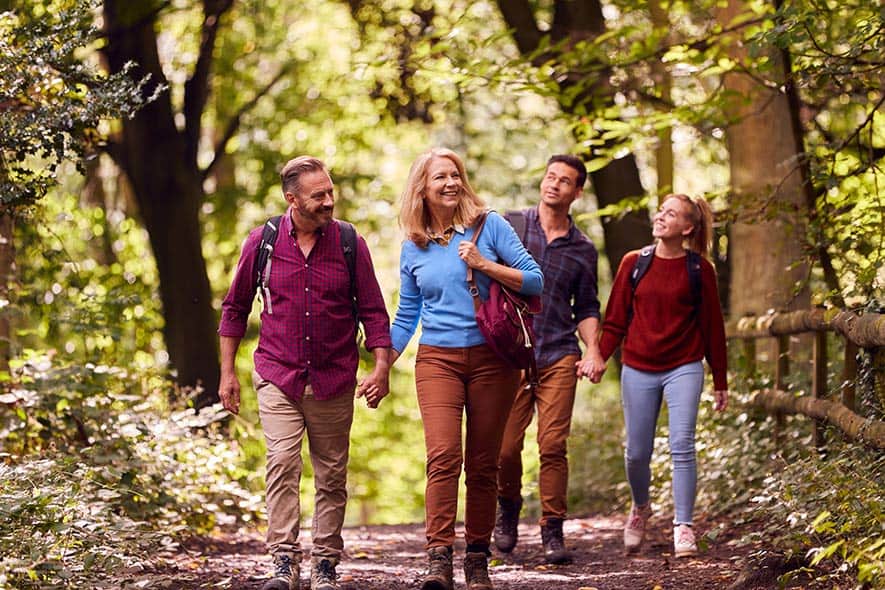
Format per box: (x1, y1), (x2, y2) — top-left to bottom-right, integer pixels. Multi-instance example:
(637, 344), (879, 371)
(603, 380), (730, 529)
(218, 156), (391, 590)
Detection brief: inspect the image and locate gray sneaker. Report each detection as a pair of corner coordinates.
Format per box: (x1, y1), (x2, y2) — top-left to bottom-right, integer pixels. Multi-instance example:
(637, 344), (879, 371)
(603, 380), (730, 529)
(310, 557), (339, 590)
(262, 552), (300, 590)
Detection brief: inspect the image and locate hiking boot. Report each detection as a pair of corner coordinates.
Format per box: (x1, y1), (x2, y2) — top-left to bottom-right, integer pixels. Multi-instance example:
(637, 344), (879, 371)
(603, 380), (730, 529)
(262, 552), (300, 590)
(310, 557), (338, 590)
(540, 518), (571, 564)
(421, 546), (454, 590)
(673, 524), (698, 558)
(623, 503), (652, 553)
(493, 496), (522, 553)
(463, 552), (493, 590)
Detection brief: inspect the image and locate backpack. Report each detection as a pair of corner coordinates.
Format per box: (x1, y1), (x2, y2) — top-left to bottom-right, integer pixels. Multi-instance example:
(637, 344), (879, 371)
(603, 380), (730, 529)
(504, 210), (541, 261)
(254, 216), (358, 321)
(628, 244), (702, 323)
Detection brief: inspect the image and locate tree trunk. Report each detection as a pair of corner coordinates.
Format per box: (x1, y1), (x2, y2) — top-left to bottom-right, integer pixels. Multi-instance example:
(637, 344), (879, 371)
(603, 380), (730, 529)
(718, 0), (809, 316)
(649, 0), (674, 195)
(103, 0), (220, 406)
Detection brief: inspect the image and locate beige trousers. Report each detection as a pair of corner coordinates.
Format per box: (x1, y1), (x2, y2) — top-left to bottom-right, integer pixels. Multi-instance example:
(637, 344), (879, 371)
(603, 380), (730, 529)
(254, 370), (354, 560)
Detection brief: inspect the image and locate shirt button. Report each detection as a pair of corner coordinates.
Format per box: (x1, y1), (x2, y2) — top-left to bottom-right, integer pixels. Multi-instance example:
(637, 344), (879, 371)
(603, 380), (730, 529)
(305, 336), (310, 341)
(307, 360), (311, 365)
(305, 287), (309, 291)
(304, 263), (309, 268)
(305, 312), (310, 316)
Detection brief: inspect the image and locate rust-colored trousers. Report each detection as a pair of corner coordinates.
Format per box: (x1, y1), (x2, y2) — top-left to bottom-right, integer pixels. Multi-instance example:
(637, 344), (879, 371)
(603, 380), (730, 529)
(497, 354), (579, 524)
(415, 344), (521, 549)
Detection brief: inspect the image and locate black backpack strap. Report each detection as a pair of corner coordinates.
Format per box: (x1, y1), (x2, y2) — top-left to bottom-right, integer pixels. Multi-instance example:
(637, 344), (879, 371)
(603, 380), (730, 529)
(630, 244), (656, 292)
(627, 244), (655, 325)
(255, 215), (282, 314)
(505, 210), (527, 243)
(505, 209), (542, 261)
(338, 220), (359, 323)
(686, 250), (703, 319)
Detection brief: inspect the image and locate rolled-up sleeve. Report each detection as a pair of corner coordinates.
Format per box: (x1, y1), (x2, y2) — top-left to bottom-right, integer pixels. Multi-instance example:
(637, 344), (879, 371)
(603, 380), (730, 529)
(354, 235), (392, 350)
(219, 230), (261, 338)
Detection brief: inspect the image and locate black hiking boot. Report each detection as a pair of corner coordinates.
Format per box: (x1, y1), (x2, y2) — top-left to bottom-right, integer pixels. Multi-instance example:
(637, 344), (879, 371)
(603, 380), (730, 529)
(463, 551), (494, 590)
(493, 496), (522, 553)
(540, 517), (571, 564)
(310, 557), (339, 590)
(261, 552), (300, 590)
(421, 546), (454, 590)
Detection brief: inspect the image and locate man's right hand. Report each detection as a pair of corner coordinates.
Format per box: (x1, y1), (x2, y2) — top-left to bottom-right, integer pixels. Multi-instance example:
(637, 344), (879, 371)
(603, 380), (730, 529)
(219, 372), (241, 415)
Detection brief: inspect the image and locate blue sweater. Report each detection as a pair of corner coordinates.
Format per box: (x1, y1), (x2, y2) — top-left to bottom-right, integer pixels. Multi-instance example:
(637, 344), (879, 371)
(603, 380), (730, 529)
(391, 211), (543, 352)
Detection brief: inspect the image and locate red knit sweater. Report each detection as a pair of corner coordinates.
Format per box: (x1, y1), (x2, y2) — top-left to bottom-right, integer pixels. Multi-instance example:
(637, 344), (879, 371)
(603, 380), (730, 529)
(599, 250), (728, 391)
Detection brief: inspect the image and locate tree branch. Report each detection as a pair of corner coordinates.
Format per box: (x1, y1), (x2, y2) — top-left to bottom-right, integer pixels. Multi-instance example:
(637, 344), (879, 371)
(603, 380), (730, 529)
(201, 64), (292, 183)
(495, 0), (542, 55)
(183, 0), (235, 164)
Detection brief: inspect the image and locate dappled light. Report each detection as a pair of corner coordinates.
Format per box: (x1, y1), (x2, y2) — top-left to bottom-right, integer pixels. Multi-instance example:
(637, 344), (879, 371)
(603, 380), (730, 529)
(1, 0), (882, 588)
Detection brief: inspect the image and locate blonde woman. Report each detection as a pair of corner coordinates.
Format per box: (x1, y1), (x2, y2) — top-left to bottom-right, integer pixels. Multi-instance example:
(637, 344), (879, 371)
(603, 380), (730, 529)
(597, 193), (729, 558)
(389, 148), (543, 590)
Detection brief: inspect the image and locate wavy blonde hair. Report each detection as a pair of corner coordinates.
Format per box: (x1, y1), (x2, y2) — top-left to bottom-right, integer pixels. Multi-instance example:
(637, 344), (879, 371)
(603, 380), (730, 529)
(399, 148), (487, 248)
(663, 193), (715, 259)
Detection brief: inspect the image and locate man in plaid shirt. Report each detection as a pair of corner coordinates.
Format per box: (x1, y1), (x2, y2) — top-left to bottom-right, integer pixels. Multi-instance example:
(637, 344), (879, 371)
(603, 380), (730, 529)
(495, 155), (604, 564)
(218, 156), (391, 590)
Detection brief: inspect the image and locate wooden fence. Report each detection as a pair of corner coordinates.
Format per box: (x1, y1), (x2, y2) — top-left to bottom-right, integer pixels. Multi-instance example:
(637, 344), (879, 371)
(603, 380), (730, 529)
(726, 308), (885, 450)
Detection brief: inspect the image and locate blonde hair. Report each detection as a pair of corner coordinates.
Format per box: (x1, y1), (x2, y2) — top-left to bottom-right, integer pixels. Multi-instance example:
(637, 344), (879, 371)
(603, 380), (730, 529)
(398, 148), (487, 248)
(663, 193), (714, 259)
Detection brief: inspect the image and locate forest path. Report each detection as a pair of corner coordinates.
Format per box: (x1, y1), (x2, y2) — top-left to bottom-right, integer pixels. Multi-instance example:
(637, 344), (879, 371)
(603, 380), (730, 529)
(127, 511), (791, 590)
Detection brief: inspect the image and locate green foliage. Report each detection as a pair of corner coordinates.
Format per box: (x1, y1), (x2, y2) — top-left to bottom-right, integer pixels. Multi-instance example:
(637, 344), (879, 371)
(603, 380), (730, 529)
(0, 0), (148, 209)
(750, 446), (884, 588)
(0, 353), (262, 588)
(13, 187), (163, 365)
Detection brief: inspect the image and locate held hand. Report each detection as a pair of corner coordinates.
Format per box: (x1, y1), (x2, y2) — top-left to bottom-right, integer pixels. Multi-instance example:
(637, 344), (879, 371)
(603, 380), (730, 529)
(576, 352), (606, 383)
(218, 373), (241, 415)
(457, 241), (487, 270)
(357, 367), (390, 409)
(713, 389), (729, 412)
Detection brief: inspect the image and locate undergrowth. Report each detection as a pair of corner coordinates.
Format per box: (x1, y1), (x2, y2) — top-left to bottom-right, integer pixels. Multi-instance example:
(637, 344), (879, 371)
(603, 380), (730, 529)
(0, 354), (262, 589)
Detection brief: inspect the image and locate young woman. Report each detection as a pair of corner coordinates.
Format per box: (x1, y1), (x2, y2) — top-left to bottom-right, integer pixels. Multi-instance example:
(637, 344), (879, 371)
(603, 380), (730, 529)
(389, 148), (542, 590)
(596, 193), (728, 558)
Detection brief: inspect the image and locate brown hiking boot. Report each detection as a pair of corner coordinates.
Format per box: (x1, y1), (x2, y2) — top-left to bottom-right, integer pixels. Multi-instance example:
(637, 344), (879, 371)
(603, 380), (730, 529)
(493, 496), (522, 553)
(540, 517), (571, 564)
(463, 552), (493, 590)
(421, 546), (453, 590)
(310, 557), (339, 590)
(262, 552), (300, 590)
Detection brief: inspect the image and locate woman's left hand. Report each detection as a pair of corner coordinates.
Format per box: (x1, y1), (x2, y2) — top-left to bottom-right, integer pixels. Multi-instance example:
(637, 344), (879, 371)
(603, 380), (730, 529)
(458, 241), (487, 270)
(713, 390), (728, 412)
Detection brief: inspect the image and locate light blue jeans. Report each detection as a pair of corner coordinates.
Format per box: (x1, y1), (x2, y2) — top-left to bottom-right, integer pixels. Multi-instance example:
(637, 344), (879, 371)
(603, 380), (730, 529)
(621, 361), (704, 525)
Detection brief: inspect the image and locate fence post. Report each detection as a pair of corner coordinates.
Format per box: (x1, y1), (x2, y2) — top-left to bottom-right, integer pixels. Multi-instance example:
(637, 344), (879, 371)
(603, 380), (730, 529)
(842, 341), (858, 411)
(774, 335), (789, 441)
(812, 331), (827, 449)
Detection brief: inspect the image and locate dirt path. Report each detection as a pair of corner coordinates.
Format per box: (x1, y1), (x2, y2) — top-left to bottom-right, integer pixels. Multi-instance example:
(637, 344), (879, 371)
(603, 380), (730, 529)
(127, 512), (780, 589)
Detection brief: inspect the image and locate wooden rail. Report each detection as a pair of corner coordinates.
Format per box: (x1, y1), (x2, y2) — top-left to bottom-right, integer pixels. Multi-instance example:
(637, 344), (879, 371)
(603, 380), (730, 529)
(726, 308), (885, 450)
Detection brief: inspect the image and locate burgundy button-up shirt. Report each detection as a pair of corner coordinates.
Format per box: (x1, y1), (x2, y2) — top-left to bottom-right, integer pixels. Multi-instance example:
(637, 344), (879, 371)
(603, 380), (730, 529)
(219, 213), (391, 401)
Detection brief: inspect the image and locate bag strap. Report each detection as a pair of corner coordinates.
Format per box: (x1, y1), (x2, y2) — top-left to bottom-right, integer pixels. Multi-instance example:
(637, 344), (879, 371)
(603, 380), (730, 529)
(628, 243), (702, 324)
(255, 215), (283, 313)
(338, 220), (359, 321)
(466, 212), (490, 311)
